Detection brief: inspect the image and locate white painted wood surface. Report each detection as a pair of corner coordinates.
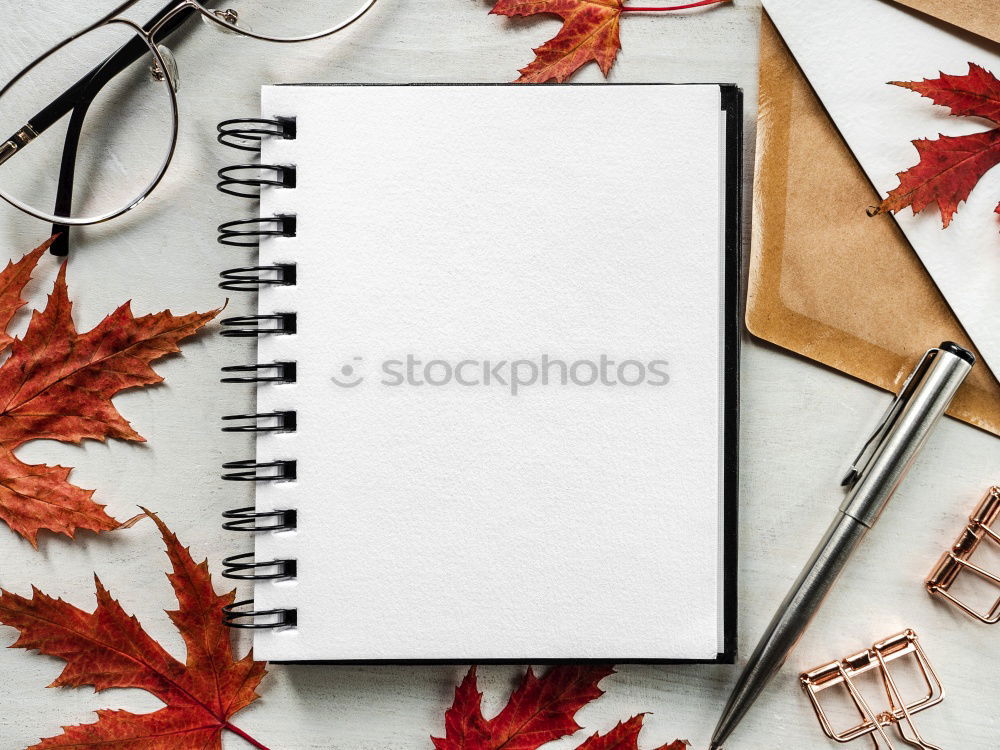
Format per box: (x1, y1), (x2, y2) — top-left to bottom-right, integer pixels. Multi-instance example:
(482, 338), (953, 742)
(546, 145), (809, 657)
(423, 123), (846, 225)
(0, 1), (997, 748)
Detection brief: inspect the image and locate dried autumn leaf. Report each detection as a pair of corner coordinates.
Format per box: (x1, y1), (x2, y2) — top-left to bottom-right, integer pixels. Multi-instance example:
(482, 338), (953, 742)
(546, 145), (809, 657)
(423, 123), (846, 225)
(577, 716), (688, 750)
(492, 0), (625, 84)
(894, 63), (1000, 125)
(877, 62), (1000, 227)
(0, 241), (219, 545)
(433, 665), (686, 750)
(490, 0), (729, 84)
(0, 509), (269, 750)
(0, 241), (47, 352)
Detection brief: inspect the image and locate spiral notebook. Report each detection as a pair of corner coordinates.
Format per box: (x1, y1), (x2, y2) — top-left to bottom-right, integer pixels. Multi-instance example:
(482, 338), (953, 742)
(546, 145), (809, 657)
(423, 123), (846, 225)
(217, 84), (741, 663)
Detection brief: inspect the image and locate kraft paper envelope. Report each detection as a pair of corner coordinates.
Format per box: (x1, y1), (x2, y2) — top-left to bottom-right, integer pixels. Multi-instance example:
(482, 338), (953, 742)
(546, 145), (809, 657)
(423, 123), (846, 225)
(892, 0), (998, 46)
(747, 10), (1000, 437)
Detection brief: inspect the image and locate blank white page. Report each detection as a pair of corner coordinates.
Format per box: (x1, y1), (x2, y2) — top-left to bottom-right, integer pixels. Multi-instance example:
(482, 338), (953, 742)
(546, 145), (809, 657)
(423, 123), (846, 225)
(252, 84), (730, 661)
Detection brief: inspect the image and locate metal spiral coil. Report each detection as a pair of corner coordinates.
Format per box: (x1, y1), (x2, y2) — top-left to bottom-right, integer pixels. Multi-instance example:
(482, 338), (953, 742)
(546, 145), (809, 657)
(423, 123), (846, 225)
(222, 459), (296, 482)
(219, 313), (297, 338)
(217, 117), (296, 152)
(220, 361), (297, 383)
(219, 264), (296, 292)
(221, 411), (297, 433)
(218, 116), (300, 630)
(218, 215), (297, 247)
(222, 507), (297, 532)
(217, 163), (296, 199)
(222, 553), (297, 581)
(222, 600), (297, 630)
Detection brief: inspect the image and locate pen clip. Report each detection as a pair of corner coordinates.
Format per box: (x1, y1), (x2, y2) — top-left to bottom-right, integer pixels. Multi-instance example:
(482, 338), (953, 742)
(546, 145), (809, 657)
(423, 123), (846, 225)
(841, 348), (937, 488)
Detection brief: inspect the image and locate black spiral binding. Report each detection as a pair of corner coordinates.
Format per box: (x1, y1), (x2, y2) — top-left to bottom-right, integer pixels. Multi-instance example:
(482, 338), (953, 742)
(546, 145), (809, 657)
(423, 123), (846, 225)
(223, 600), (298, 630)
(221, 411), (297, 433)
(218, 117), (297, 152)
(219, 264), (296, 292)
(219, 216), (297, 247)
(220, 362), (297, 384)
(217, 164), (297, 199)
(218, 116), (299, 630)
(222, 459), (297, 482)
(222, 507), (297, 532)
(219, 313), (297, 337)
(222, 553), (297, 580)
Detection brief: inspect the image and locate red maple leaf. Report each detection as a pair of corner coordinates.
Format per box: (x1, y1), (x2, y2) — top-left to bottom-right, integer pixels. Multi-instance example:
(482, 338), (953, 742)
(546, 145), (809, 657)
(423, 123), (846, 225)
(578, 716), (687, 750)
(490, 0), (729, 84)
(433, 665), (687, 750)
(877, 62), (1000, 228)
(0, 240), (219, 545)
(0, 509), (269, 749)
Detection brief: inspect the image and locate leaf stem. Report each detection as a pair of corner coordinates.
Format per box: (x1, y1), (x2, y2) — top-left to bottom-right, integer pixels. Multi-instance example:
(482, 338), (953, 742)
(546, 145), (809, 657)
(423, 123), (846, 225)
(621, 0), (729, 11)
(225, 722), (271, 750)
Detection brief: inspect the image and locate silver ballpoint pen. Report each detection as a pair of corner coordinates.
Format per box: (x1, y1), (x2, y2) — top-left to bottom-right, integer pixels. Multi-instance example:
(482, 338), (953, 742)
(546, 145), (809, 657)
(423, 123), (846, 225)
(709, 341), (975, 749)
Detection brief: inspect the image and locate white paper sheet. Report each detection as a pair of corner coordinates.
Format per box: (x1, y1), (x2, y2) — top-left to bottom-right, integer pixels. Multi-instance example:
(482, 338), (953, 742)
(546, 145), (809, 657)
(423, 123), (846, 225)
(763, 0), (1000, 378)
(251, 84), (730, 661)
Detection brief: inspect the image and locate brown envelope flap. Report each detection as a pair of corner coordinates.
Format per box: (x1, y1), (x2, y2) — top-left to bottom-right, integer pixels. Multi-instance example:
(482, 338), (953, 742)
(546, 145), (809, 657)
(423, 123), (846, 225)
(748, 12), (1000, 437)
(891, 0), (1000, 45)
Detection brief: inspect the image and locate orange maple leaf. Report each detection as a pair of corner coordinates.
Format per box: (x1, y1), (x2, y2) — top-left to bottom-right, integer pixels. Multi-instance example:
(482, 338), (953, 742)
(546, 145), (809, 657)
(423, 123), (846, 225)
(0, 240), (219, 545)
(490, 0), (729, 84)
(877, 62), (1000, 228)
(433, 665), (687, 750)
(0, 509), (268, 750)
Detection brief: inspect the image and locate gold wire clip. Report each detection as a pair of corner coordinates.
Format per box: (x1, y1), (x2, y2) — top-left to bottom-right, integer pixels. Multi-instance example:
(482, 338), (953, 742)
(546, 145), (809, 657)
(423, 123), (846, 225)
(800, 630), (944, 749)
(926, 486), (1000, 623)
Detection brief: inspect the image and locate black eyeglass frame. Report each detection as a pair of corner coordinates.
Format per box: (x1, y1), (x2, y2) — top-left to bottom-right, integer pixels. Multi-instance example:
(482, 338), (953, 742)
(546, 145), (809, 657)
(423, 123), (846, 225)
(0, 0), (377, 255)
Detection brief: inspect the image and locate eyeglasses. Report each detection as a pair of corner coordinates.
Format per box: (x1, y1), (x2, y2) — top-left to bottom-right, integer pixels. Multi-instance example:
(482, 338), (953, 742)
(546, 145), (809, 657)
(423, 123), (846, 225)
(0, 0), (377, 254)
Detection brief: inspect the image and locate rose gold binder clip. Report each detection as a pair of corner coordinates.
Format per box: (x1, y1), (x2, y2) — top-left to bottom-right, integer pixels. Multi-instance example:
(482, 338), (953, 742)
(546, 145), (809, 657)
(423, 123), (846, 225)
(799, 630), (944, 749)
(926, 486), (1000, 623)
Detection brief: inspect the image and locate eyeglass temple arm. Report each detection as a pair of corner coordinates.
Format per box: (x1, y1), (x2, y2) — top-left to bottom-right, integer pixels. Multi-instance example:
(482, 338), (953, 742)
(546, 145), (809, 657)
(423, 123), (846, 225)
(47, 13), (169, 257)
(0, 0), (194, 171)
(24, 3), (195, 255)
(49, 102), (94, 257)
